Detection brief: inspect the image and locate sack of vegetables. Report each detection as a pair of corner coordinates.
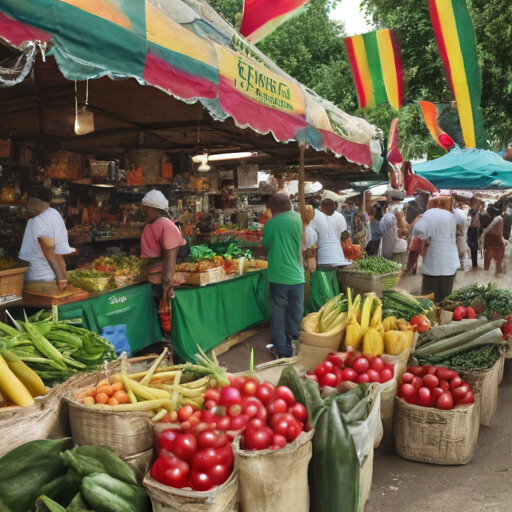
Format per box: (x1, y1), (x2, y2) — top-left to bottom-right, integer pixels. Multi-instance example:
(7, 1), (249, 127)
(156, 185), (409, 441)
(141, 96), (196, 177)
(394, 365), (480, 465)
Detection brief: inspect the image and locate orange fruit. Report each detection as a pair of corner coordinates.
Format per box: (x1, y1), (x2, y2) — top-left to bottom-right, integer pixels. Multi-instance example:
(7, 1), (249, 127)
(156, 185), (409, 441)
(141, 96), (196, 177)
(95, 392), (109, 404)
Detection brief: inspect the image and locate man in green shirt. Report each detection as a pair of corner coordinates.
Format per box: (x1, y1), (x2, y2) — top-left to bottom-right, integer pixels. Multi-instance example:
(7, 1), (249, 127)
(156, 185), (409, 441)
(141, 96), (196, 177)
(262, 193), (305, 358)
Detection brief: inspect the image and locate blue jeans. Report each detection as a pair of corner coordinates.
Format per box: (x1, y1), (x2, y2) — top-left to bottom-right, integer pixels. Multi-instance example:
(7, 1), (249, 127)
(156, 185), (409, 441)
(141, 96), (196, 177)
(269, 282), (305, 358)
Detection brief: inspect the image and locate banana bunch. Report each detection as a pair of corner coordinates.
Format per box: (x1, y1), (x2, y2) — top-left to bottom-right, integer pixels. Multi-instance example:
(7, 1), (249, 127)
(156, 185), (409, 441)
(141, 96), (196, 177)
(0, 348), (46, 407)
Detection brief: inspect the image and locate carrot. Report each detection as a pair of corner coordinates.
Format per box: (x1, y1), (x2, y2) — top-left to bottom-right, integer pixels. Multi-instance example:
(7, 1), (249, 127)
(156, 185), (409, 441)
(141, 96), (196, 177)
(95, 392), (109, 404)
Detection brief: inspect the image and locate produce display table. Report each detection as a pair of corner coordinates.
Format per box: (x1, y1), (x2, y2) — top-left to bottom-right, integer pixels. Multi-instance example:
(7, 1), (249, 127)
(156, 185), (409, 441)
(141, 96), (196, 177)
(57, 282), (162, 355)
(172, 269), (269, 362)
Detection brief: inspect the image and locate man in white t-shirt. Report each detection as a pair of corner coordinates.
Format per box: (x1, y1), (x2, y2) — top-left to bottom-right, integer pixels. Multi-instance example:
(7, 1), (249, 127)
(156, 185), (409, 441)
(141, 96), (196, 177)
(412, 207), (459, 302)
(306, 195), (350, 270)
(19, 186), (72, 288)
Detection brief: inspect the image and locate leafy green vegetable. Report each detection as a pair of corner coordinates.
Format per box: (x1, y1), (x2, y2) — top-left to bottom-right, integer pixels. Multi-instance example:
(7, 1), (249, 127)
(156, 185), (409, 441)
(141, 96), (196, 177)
(190, 245), (216, 261)
(446, 283), (512, 318)
(223, 243), (253, 261)
(418, 344), (503, 371)
(354, 257), (402, 276)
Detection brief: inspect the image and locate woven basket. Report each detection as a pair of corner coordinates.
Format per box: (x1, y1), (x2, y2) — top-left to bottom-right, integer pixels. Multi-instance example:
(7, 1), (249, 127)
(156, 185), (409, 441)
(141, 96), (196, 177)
(144, 470), (238, 512)
(124, 448), (154, 484)
(337, 269), (402, 297)
(299, 326), (344, 351)
(394, 397), (480, 465)
(459, 355), (504, 428)
(298, 344), (333, 373)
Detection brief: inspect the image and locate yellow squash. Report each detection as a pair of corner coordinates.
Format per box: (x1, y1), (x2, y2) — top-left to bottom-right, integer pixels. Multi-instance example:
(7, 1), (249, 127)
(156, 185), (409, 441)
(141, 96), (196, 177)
(363, 328), (384, 358)
(382, 316), (397, 331)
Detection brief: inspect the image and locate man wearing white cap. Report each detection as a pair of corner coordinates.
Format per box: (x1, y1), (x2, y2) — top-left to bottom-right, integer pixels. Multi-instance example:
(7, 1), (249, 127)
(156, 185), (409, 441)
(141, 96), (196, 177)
(306, 191), (350, 270)
(141, 190), (186, 305)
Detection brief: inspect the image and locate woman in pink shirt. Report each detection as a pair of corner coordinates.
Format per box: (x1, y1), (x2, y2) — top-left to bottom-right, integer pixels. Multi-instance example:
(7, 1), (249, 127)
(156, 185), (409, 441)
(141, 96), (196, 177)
(141, 190), (186, 305)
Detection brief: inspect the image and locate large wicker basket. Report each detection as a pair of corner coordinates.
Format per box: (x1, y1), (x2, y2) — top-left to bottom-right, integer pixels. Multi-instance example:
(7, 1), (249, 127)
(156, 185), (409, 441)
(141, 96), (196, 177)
(394, 397), (480, 465)
(337, 268), (402, 297)
(298, 344), (333, 373)
(299, 325), (344, 351)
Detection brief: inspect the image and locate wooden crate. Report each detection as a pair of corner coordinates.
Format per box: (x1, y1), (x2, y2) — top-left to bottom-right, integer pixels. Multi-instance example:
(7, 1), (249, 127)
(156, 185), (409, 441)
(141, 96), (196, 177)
(184, 267), (226, 286)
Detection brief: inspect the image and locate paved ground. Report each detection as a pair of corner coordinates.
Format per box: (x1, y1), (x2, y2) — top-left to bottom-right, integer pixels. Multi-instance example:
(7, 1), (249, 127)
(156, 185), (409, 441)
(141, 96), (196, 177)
(219, 249), (512, 511)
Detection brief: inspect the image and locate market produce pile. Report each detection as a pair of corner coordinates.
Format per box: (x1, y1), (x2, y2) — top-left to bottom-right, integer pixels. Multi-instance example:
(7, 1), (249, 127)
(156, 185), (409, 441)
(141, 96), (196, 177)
(382, 289), (436, 322)
(92, 254), (144, 277)
(353, 256), (402, 275)
(212, 228), (262, 242)
(0, 310), (116, 386)
(444, 283), (512, 319)
(398, 365), (475, 410)
(0, 439), (150, 512)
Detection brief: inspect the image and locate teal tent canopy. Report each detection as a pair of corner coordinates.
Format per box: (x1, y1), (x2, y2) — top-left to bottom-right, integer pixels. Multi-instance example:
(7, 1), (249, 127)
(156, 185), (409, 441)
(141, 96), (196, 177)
(413, 147), (512, 190)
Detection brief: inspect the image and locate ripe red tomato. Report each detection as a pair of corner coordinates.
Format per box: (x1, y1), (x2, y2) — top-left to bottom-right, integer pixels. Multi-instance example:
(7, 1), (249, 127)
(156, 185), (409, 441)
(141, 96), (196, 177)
(173, 433), (197, 462)
(216, 444), (234, 466)
(366, 369), (381, 383)
(466, 307), (477, 319)
(417, 387), (433, 407)
(411, 376), (423, 390)
(230, 414), (249, 431)
(197, 430), (217, 450)
(178, 405), (194, 423)
(192, 422), (210, 435)
(242, 380), (259, 397)
(276, 386), (296, 407)
(228, 405), (242, 417)
(158, 429), (179, 452)
(452, 306), (467, 321)
(452, 385), (470, 401)
(290, 403), (308, 423)
(352, 357), (370, 375)
(192, 448), (219, 472)
(436, 367), (454, 380)
(341, 368), (358, 382)
(370, 357), (385, 373)
(205, 400), (217, 410)
(245, 404), (259, 418)
(356, 373), (370, 384)
(216, 416), (231, 432)
(244, 427), (273, 450)
(438, 379), (450, 393)
(424, 365), (437, 375)
(422, 374), (439, 390)
(267, 398), (287, 416)
(246, 418), (265, 434)
(201, 410), (215, 424)
(401, 372), (414, 384)
(204, 388), (221, 403)
(162, 463), (190, 489)
(256, 383), (276, 405)
(285, 422), (301, 443)
(189, 471), (214, 492)
(407, 366), (425, 377)
(410, 315), (431, 334)
(219, 387), (242, 408)
(379, 369), (393, 383)
(450, 376), (463, 390)
(383, 363), (394, 374)
(321, 373), (338, 388)
(456, 391), (475, 405)
(432, 387), (444, 402)
(227, 374), (240, 389)
(315, 361), (334, 378)
(209, 464), (232, 486)
(327, 353), (344, 368)
(272, 434), (287, 448)
(345, 350), (362, 367)
(436, 392), (454, 410)
(400, 383), (417, 401)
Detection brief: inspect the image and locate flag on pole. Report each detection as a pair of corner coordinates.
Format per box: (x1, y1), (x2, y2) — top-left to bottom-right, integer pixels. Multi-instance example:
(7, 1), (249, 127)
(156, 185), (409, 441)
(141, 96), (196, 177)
(344, 29), (404, 111)
(419, 101), (456, 151)
(240, 0), (309, 44)
(429, 0), (486, 148)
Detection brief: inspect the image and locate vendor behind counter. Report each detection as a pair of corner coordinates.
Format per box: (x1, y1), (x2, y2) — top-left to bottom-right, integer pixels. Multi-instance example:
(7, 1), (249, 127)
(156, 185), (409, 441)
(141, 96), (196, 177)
(19, 186), (73, 290)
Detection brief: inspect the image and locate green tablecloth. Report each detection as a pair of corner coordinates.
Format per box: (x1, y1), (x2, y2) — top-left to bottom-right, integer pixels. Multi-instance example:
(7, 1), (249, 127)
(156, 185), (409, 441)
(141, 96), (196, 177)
(171, 270), (269, 362)
(58, 282), (162, 356)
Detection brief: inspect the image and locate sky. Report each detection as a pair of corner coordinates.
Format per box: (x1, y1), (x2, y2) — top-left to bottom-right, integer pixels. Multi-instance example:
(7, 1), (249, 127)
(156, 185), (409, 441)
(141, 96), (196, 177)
(330, 1), (373, 36)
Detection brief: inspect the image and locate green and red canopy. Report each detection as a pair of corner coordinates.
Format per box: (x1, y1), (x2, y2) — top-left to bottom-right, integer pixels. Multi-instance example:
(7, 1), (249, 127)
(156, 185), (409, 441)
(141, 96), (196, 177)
(0, 0), (379, 167)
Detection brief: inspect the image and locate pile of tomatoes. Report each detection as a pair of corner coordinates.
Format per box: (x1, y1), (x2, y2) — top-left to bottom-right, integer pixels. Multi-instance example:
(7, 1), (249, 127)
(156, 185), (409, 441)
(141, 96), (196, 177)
(152, 429), (233, 492)
(398, 365), (475, 410)
(307, 352), (395, 388)
(151, 376), (308, 492)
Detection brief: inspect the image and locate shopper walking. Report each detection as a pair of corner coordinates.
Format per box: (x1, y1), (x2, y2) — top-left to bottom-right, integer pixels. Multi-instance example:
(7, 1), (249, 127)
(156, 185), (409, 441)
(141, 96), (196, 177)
(454, 205), (469, 270)
(380, 205), (408, 265)
(467, 209), (481, 268)
(366, 203), (383, 256)
(481, 207), (506, 275)
(262, 194), (305, 358)
(405, 201), (423, 274)
(412, 207), (459, 302)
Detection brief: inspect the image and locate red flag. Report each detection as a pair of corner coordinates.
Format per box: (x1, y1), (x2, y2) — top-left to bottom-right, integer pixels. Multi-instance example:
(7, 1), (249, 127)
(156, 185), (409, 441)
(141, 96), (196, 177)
(240, 0), (309, 44)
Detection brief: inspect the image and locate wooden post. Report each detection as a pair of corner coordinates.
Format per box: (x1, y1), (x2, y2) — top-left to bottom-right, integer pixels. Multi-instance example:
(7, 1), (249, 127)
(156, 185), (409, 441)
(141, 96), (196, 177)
(298, 143), (306, 223)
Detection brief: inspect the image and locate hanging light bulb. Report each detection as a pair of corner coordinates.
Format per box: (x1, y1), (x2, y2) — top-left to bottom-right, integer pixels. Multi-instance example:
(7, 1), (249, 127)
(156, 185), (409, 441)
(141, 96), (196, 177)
(197, 153), (210, 172)
(75, 79), (95, 135)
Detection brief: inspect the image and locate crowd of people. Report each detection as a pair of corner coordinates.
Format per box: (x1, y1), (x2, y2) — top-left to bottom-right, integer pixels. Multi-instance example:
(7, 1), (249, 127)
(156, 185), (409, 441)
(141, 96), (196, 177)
(262, 191), (511, 358)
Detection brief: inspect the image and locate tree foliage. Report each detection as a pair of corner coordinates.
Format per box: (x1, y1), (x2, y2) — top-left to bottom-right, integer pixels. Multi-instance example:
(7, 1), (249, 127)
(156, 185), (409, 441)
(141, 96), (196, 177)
(362, 0), (512, 149)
